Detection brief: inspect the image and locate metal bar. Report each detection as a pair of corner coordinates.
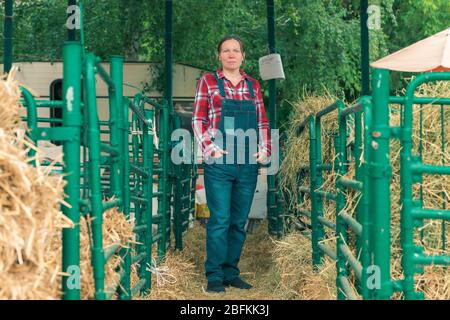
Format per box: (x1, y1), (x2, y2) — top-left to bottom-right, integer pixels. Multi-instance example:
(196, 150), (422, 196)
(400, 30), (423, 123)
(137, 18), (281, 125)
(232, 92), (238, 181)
(105, 268), (126, 300)
(20, 88), (38, 163)
(135, 93), (164, 110)
(296, 114), (313, 136)
(130, 163), (149, 177)
(335, 117), (348, 300)
(441, 104), (447, 251)
(299, 186), (310, 194)
(133, 224), (147, 233)
(157, 100), (170, 260)
(338, 243), (363, 281)
(85, 53), (106, 300)
(411, 208), (450, 221)
(95, 58), (115, 90)
(131, 279), (147, 297)
(132, 252), (147, 265)
(131, 196), (148, 205)
(316, 190), (338, 201)
(266, 0), (279, 236)
(121, 97), (132, 299)
(298, 209), (311, 218)
(19, 100), (65, 108)
(361, 98), (373, 300)
(20, 117), (64, 124)
(142, 108), (154, 292)
(318, 243), (337, 260)
(104, 244), (121, 262)
(318, 216), (336, 230)
(360, 0), (369, 96)
(338, 276), (358, 300)
(410, 163), (450, 175)
(4, 0), (13, 73)
(310, 114), (323, 267)
(341, 101), (364, 118)
(340, 211), (363, 236)
(129, 99), (151, 126)
(316, 101), (341, 119)
(109, 56), (124, 204)
(389, 96), (450, 105)
(338, 177), (363, 191)
(100, 143), (120, 156)
(413, 254), (450, 265)
(370, 68), (393, 300)
(317, 164), (333, 171)
(61, 42), (82, 300)
(103, 198), (121, 212)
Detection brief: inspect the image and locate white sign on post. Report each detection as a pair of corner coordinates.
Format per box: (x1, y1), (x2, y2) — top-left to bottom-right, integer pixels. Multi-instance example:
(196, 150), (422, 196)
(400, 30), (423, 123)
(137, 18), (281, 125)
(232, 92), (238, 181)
(259, 53), (285, 81)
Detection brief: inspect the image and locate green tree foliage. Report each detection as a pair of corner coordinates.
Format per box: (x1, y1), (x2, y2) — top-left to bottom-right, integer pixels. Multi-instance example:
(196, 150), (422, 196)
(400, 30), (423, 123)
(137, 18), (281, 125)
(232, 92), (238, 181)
(0, 0), (448, 126)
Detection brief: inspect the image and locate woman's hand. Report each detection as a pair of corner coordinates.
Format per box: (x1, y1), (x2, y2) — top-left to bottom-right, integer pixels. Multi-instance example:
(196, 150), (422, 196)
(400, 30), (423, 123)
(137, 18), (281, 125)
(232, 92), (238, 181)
(253, 151), (270, 164)
(211, 148), (228, 159)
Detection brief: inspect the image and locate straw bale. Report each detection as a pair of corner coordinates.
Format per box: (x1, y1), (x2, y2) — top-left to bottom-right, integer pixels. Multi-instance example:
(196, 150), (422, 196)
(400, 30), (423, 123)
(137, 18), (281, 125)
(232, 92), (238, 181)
(0, 70), (70, 300)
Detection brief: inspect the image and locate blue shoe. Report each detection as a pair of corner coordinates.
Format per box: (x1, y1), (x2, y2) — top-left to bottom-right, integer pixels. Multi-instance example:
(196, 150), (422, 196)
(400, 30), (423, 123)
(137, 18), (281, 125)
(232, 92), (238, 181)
(223, 277), (253, 290)
(207, 281), (225, 293)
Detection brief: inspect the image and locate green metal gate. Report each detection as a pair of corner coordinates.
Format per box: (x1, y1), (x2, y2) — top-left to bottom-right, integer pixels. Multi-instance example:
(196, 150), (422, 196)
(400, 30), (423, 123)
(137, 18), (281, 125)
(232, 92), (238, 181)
(20, 41), (196, 300)
(284, 69), (450, 300)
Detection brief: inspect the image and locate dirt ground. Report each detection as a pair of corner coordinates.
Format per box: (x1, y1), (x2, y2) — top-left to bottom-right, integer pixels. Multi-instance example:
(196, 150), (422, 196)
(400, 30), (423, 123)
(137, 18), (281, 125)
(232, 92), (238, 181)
(144, 220), (283, 300)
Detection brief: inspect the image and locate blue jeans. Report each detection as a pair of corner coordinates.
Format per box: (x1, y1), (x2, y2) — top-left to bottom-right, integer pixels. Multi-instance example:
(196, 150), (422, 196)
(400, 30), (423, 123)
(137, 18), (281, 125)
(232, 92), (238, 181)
(204, 163), (258, 283)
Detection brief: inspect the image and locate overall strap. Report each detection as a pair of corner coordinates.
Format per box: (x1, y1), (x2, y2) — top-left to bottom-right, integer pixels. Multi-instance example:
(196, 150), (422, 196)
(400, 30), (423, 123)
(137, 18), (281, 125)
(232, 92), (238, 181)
(245, 78), (255, 99)
(214, 72), (255, 99)
(214, 72), (226, 97)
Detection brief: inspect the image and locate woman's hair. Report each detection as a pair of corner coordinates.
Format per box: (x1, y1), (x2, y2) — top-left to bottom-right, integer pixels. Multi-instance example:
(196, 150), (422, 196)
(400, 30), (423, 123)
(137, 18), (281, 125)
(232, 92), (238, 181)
(217, 35), (245, 54)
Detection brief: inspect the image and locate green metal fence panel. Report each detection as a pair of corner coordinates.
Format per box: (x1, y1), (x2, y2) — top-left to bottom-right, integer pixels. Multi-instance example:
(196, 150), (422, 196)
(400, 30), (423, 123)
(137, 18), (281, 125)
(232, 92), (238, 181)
(398, 71), (450, 300)
(19, 41), (196, 299)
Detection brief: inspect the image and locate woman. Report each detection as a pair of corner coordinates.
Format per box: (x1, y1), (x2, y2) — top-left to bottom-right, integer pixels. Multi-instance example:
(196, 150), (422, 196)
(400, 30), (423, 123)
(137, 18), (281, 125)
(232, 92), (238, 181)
(192, 35), (271, 293)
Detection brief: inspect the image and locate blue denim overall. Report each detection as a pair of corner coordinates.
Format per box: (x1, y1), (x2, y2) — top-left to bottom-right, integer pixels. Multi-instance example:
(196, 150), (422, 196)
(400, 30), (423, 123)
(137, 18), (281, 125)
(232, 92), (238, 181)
(204, 73), (259, 284)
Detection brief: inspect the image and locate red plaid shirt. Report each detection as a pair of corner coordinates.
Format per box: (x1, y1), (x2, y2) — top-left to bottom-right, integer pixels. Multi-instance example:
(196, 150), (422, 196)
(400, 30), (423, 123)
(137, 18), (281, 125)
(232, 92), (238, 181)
(192, 68), (271, 159)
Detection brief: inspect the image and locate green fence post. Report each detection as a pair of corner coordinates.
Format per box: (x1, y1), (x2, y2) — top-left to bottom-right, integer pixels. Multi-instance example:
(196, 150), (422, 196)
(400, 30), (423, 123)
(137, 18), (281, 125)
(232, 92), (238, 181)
(120, 98), (132, 299)
(84, 53), (106, 300)
(143, 109), (155, 293)
(3, 0), (13, 73)
(158, 101), (170, 260)
(173, 114), (183, 250)
(61, 41), (82, 300)
(309, 115), (323, 267)
(21, 88), (38, 165)
(109, 56), (124, 202)
(361, 96), (373, 300)
(369, 68), (392, 300)
(336, 105), (348, 300)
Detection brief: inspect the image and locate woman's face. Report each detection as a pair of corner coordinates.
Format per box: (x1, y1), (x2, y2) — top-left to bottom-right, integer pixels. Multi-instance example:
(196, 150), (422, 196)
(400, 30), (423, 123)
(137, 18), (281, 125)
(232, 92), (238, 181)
(218, 39), (245, 72)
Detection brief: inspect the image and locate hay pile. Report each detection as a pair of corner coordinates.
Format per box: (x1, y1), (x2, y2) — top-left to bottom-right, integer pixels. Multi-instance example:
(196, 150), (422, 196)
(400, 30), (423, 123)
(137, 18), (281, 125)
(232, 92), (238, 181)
(279, 80), (449, 300)
(279, 92), (346, 298)
(271, 233), (336, 299)
(142, 221), (281, 300)
(0, 70), (70, 299)
(78, 207), (135, 299)
(0, 70), (135, 300)
(279, 92), (339, 212)
(142, 220), (334, 300)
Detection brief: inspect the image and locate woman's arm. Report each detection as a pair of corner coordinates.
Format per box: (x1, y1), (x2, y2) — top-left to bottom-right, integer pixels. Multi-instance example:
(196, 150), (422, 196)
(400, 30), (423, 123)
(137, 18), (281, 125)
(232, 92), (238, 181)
(192, 75), (218, 158)
(254, 80), (272, 157)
